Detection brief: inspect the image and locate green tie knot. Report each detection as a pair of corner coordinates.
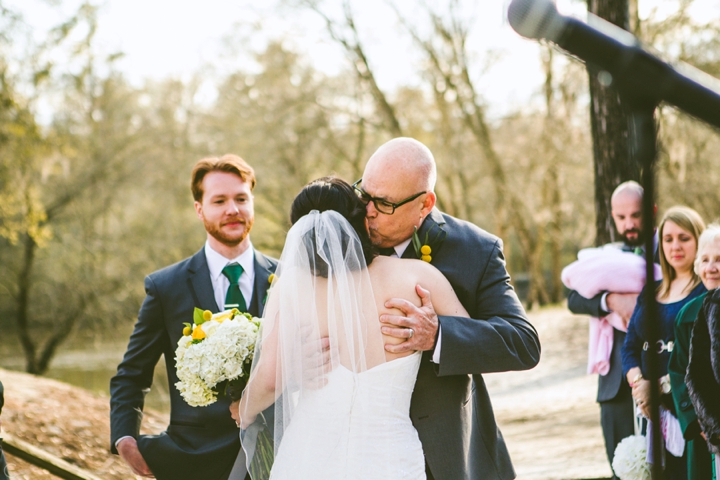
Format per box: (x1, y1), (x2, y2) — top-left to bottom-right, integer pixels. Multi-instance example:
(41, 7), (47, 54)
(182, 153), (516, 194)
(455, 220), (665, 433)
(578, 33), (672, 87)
(222, 263), (244, 285)
(222, 263), (247, 311)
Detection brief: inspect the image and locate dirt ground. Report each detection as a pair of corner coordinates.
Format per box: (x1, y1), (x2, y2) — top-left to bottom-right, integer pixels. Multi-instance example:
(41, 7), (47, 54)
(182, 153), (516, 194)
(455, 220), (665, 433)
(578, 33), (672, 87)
(485, 307), (613, 479)
(0, 305), (613, 479)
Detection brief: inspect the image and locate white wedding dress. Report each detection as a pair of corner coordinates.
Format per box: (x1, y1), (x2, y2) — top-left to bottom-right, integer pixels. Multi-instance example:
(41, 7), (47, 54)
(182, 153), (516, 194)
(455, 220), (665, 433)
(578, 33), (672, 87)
(269, 352), (425, 480)
(239, 210), (426, 480)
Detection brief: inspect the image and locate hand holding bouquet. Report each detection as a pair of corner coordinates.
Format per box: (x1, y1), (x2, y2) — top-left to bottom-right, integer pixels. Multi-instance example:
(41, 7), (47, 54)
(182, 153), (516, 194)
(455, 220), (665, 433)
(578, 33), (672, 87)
(175, 308), (260, 407)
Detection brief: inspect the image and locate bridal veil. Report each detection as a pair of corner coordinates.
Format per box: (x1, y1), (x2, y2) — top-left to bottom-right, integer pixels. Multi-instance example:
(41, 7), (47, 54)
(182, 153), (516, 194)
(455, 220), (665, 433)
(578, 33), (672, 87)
(240, 209), (386, 479)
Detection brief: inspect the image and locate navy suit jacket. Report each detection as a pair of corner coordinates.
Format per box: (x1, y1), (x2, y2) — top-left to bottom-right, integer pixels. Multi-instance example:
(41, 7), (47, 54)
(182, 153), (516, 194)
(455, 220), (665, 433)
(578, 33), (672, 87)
(403, 209), (540, 480)
(567, 290), (627, 402)
(110, 247), (277, 480)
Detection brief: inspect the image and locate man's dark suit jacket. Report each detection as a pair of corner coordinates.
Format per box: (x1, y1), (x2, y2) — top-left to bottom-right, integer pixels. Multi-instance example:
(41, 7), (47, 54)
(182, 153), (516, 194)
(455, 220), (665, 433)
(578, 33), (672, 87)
(566, 241), (653, 403)
(567, 291), (628, 402)
(403, 209), (541, 480)
(110, 247), (277, 480)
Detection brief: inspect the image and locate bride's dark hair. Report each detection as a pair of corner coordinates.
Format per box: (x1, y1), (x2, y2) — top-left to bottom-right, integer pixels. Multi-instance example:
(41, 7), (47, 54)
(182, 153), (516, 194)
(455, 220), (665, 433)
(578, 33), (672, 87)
(290, 177), (376, 269)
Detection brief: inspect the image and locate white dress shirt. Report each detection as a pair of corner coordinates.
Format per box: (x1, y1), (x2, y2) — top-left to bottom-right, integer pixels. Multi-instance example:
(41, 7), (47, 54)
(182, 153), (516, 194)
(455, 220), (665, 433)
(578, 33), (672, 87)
(393, 239), (443, 364)
(205, 241), (256, 311)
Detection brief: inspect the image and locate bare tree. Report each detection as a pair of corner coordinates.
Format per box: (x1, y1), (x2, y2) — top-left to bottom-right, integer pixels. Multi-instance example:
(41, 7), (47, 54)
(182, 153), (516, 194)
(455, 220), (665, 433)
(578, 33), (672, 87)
(0, 4), (153, 373)
(396, 2), (560, 305)
(586, 0), (640, 246)
(540, 46), (565, 303)
(300, 0), (403, 137)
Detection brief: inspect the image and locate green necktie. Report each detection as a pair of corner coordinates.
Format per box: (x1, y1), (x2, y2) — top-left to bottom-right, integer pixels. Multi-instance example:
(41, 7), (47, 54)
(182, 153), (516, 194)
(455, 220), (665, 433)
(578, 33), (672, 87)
(222, 263), (247, 312)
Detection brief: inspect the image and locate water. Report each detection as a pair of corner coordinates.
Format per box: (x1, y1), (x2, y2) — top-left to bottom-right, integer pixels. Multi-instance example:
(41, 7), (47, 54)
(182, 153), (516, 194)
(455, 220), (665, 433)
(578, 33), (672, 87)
(0, 339), (171, 414)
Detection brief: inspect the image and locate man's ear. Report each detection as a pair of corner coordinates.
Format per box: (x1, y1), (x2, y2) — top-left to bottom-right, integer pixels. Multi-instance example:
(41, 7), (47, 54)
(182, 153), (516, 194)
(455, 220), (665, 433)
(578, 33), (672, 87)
(194, 201), (203, 220)
(421, 192), (436, 217)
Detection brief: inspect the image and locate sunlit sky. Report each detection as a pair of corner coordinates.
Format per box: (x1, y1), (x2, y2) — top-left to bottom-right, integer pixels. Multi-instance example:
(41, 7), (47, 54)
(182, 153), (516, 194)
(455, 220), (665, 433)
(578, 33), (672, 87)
(7, 0), (720, 118)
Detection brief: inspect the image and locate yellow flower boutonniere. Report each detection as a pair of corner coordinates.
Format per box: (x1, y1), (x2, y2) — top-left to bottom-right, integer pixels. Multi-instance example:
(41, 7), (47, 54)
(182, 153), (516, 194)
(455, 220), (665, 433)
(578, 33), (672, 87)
(412, 223), (447, 263)
(263, 273), (277, 305)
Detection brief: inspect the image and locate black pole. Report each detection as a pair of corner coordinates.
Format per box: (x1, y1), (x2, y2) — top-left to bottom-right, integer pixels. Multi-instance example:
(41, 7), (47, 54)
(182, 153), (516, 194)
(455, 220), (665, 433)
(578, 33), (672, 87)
(626, 103), (663, 480)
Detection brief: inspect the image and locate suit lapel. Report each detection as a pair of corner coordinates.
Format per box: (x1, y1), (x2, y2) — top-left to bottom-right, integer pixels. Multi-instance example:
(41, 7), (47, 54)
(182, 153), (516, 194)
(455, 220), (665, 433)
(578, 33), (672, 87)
(401, 242), (417, 259)
(401, 208), (446, 260)
(187, 248), (220, 313)
(249, 251), (273, 317)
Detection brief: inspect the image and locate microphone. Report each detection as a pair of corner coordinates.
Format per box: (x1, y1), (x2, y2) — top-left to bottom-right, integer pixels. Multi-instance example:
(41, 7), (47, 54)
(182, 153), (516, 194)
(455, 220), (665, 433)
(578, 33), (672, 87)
(507, 0), (720, 127)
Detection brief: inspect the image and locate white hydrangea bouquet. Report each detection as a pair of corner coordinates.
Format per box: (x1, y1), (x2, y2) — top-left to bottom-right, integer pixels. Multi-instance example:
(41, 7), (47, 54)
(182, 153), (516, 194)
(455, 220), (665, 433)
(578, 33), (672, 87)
(612, 435), (651, 480)
(175, 307), (260, 407)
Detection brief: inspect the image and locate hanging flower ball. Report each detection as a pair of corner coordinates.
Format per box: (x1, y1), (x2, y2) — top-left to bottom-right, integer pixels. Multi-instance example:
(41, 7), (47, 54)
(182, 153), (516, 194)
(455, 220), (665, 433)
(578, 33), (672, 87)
(268, 273), (276, 284)
(612, 435), (650, 480)
(420, 245), (432, 255)
(182, 325), (192, 336)
(203, 310), (213, 321)
(421, 255), (432, 263)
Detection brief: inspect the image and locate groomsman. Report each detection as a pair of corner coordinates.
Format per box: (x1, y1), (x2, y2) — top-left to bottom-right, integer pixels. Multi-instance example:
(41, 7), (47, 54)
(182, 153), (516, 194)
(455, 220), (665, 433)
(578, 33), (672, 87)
(356, 137), (541, 480)
(110, 155), (277, 480)
(566, 181), (652, 477)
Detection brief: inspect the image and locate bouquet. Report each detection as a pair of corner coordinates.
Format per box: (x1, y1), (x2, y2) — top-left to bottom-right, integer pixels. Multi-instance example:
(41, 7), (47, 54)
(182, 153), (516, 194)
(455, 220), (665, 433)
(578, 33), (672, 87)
(175, 308), (260, 407)
(612, 435), (651, 480)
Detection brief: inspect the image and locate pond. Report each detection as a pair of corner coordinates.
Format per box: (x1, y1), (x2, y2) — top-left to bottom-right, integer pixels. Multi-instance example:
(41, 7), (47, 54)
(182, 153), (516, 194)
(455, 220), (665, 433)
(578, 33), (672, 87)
(0, 338), (171, 414)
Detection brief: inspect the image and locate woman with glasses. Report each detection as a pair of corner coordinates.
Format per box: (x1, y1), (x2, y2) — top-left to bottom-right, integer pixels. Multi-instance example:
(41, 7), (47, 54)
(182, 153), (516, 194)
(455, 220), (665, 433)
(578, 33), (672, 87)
(621, 206), (706, 479)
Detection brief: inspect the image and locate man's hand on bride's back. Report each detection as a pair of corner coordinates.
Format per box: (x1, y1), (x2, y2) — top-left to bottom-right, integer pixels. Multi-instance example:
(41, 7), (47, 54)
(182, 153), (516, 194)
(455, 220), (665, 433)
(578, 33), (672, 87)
(301, 334), (333, 389)
(381, 285), (438, 353)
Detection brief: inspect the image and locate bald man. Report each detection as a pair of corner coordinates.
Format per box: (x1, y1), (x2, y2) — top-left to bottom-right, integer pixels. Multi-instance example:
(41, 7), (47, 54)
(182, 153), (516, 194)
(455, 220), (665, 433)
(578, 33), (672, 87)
(566, 180), (654, 477)
(355, 137), (540, 480)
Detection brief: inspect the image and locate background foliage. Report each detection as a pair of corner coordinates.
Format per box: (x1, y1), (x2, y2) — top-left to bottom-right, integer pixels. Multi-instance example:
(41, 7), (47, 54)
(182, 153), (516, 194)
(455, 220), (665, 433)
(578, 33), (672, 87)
(0, 0), (718, 373)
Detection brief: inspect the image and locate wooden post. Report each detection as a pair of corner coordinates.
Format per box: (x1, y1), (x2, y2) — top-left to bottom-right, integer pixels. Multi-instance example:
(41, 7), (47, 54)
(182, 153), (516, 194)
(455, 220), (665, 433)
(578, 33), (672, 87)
(2, 433), (104, 480)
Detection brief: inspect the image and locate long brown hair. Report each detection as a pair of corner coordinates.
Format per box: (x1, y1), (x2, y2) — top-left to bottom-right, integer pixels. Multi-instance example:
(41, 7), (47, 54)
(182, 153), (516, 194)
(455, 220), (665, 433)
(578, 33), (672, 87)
(657, 206), (705, 299)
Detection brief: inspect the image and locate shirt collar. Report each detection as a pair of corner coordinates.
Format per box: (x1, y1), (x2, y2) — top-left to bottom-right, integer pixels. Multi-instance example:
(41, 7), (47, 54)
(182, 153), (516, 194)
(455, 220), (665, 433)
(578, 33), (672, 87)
(393, 238), (413, 258)
(205, 240), (255, 281)
(621, 230), (659, 255)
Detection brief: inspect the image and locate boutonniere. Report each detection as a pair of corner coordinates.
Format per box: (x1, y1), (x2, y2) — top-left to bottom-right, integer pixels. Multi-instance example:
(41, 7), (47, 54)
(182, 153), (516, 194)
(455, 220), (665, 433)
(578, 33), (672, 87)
(263, 273), (277, 305)
(411, 222), (447, 263)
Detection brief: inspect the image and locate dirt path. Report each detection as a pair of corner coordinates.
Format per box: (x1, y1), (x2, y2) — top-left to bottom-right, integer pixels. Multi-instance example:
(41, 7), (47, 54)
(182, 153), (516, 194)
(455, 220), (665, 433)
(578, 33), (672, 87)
(486, 307), (613, 479)
(0, 305), (613, 479)
(0, 370), (168, 479)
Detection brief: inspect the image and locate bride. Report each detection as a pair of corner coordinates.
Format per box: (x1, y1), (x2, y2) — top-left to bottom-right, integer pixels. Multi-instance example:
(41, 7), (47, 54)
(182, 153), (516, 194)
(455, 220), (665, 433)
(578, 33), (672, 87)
(231, 177), (468, 480)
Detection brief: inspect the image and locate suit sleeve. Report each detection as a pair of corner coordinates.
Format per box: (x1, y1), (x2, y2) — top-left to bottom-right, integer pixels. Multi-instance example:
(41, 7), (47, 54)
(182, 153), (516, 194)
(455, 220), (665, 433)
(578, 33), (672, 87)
(668, 305), (700, 439)
(109, 275), (166, 453)
(567, 290), (608, 317)
(621, 292), (645, 376)
(436, 239), (540, 375)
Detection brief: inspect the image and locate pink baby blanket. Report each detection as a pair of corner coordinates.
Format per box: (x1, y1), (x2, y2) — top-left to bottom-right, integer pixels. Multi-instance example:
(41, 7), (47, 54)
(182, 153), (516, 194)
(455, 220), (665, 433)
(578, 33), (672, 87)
(561, 246), (662, 375)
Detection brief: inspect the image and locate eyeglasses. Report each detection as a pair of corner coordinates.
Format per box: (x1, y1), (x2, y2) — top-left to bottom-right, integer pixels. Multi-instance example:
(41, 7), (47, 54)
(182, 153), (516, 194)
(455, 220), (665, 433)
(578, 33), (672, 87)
(352, 179), (426, 215)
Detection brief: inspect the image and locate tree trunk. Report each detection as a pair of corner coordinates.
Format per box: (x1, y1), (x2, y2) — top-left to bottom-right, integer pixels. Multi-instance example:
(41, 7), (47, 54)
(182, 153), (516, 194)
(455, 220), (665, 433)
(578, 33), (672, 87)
(17, 233), (39, 373)
(541, 46), (565, 303)
(587, 0), (641, 246)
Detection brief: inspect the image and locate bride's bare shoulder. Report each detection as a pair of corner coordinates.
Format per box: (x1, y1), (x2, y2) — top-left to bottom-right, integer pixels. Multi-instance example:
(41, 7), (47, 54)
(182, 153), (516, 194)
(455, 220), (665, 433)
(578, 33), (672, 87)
(370, 256), (443, 280)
